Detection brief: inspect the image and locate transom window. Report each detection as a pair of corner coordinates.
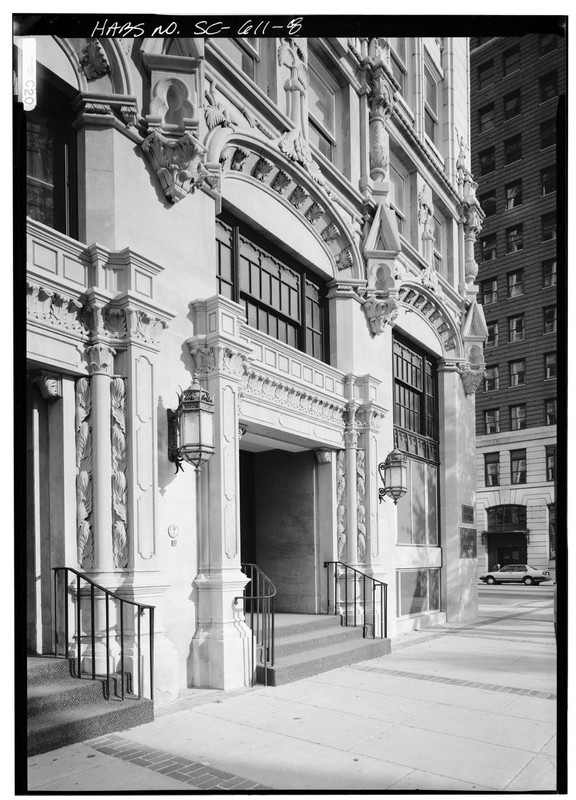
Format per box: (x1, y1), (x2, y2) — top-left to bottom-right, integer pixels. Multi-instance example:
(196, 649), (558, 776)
(487, 505), (526, 531)
(485, 409), (500, 435)
(510, 449), (527, 483)
(393, 338), (437, 441)
(503, 90), (521, 120)
(505, 181), (522, 210)
(510, 404), (527, 431)
(216, 216), (327, 361)
(507, 269), (524, 297)
(509, 359), (525, 386)
(543, 259), (557, 287)
(484, 452), (500, 486)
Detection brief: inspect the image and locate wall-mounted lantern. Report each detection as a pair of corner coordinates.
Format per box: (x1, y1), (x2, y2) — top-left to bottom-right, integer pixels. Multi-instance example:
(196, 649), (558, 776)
(168, 377), (215, 472)
(378, 448), (408, 504)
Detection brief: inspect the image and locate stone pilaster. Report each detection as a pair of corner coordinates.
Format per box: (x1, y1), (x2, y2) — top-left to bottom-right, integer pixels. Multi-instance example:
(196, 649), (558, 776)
(186, 295), (254, 690)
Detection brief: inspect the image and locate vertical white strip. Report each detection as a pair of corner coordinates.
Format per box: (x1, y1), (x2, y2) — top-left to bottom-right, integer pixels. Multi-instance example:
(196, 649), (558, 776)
(21, 37), (37, 111)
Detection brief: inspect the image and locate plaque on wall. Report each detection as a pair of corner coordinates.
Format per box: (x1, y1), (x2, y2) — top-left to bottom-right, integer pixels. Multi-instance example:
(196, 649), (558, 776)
(460, 528), (477, 558)
(462, 505), (475, 524)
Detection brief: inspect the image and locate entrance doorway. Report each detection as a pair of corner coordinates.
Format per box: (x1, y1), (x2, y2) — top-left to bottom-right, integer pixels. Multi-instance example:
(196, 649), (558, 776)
(487, 533), (528, 569)
(239, 448), (321, 613)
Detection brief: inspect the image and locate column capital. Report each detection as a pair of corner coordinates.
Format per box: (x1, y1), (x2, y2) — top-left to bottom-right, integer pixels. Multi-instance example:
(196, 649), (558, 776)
(86, 343), (116, 375)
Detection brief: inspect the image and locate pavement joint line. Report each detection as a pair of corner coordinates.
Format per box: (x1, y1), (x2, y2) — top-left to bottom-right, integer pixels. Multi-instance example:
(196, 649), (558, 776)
(353, 664), (556, 699)
(88, 734), (274, 790)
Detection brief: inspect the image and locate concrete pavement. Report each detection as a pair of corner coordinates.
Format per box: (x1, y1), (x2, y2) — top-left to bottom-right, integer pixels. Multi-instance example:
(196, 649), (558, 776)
(26, 586), (558, 793)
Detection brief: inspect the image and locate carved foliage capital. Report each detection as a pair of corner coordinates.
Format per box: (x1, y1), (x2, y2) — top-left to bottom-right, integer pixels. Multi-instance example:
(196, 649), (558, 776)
(141, 129), (208, 203)
(86, 343), (116, 375)
(191, 344), (250, 380)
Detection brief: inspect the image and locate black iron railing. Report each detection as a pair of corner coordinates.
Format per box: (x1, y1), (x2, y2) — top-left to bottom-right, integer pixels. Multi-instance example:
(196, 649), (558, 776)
(52, 567), (155, 701)
(239, 563), (276, 686)
(324, 561), (388, 639)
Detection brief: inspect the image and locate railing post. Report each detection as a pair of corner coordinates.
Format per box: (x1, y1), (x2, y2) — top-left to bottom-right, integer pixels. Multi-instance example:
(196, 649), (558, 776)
(105, 594), (110, 698)
(76, 574), (81, 678)
(120, 601), (125, 700)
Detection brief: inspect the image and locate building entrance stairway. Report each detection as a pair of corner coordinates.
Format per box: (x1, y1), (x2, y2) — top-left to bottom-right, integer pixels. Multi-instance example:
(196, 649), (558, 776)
(256, 613), (391, 686)
(27, 656), (154, 756)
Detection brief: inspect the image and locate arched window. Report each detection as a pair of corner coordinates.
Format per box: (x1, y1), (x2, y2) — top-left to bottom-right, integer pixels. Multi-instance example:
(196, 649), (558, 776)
(486, 505), (527, 532)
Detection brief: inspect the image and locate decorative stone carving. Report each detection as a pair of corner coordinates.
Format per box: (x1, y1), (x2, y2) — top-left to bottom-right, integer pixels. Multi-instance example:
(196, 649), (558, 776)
(27, 281), (85, 332)
(355, 405), (385, 432)
(141, 129), (207, 203)
(110, 377), (128, 568)
(356, 449), (367, 564)
(289, 185), (309, 209)
(78, 40), (110, 82)
(33, 371), (62, 401)
(305, 202), (324, 225)
(86, 343), (116, 376)
(242, 369), (346, 425)
(344, 429), (359, 449)
(461, 180), (484, 286)
(321, 223), (340, 244)
(336, 450), (346, 560)
(130, 310), (168, 346)
(459, 365), (486, 395)
(230, 147), (250, 171)
(368, 65), (397, 182)
(271, 170), (291, 194)
(191, 344), (250, 381)
(315, 449), (333, 464)
(252, 156), (274, 182)
(76, 377), (94, 570)
(204, 89), (233, 129)
(335, 248), (353, 271)
(103, 308), (128, 339)
(363, 295), (399, 334)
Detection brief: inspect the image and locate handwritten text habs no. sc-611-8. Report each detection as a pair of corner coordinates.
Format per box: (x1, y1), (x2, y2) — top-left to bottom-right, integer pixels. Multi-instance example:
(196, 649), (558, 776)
(90, 17), (304, 38)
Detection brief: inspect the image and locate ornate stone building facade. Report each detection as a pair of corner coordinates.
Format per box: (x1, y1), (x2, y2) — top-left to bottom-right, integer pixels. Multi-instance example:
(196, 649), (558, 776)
(19, 32), (486, 701)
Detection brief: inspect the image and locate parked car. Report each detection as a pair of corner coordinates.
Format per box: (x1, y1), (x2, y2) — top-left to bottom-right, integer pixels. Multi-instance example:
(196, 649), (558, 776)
(479, 564), (551, 586)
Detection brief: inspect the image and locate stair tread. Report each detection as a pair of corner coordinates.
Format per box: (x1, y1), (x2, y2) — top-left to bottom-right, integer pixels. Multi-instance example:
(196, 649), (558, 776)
(28, 677), (103, 698)
(275, 624), (363, 647)
(28, 694), (149, 732)
(272, 635), (389, 668)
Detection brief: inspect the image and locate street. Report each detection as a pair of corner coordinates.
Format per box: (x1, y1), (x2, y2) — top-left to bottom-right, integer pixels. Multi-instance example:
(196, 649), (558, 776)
(27, 585), (559, 792)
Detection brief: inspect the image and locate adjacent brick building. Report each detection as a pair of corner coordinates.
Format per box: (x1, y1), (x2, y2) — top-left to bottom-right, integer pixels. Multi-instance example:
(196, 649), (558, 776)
(470, 30), (566, 578)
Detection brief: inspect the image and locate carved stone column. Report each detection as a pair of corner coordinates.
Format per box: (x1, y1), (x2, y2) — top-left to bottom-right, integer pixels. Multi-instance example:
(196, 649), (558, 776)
(187, 295), (254, 690)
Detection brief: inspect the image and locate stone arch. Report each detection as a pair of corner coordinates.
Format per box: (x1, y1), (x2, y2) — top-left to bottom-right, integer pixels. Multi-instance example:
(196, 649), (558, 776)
(396, 281), (465, 359)
(49, 37), (134, 95)
(209, 130), (364, 281)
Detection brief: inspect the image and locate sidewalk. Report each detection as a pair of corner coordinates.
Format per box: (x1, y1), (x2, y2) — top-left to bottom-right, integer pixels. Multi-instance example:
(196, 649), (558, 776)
(26, 590), (557, 793)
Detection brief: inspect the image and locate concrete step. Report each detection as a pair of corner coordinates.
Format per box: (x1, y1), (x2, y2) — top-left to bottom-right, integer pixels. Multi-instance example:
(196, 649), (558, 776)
(273, 613), (345, 638)
(27, 656), (75, 685)
(28, 677), (106, 718)
(273, 623), (366, 658)
(257, 634), (391, 686)
(28, 695), (154, 757)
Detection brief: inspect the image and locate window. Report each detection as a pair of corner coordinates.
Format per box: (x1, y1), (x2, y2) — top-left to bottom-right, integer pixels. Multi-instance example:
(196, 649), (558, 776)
(479, 190), (496, 217)
(216, 216), (327, 360)
(424, 65), (440, 146)
(546, 446), (557, 481)
(396, 458), (438, 545)
(308, 51), (338, 162)
(486, 322), (499, 348)
(507, 269), (524, 297)
(540, 119), (556, 149)
(481, 234), (498, 261)
(542, 212), (556, 241)
(478, 60), (494, 90)
(485, 452), (500, 486)
(540, 33), (558, 56)
(545, 352), (557, 380)
(485, 366), (499, 392)
(484, 409), (500, 435)
(549, 503), (556, 559)
(545, 399), (557, 425)
(393, 339), (437, 440)
(25, 81), (76, 235)
(508, 315), (525, 342)
(432, 212), (445, 274)
(509, 359), (525, 386)
(505, 181), (522, 210)
(389, 37), (408, 94)
(541, 166), (556, 195)
(480, 277), (498, 305)
(510, 449), (527, 484)
(506, 226), (523, 253)
(540, 71), (558, 102)
(543, 259), (557, 287)
(397, 569), (440, 617)
(389, 164), (407, 236)
(479, 147), (496, 175)
(487, 505), (526, 531)
(214, 38), (260, 81)
(503, 89), (521, 120)
(479, 103), (495, 133)
(503, 45), (520, 75)
(544, 306), (557, 334)
(504, 135), (522, 164)
(510, 404), (527, 431)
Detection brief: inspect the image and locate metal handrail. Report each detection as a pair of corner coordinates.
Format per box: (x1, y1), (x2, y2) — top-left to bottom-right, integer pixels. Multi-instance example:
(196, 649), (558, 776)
(239, 563), (276, 686)
(52, 567), (155, 701)
(323, 561), (388, 639)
